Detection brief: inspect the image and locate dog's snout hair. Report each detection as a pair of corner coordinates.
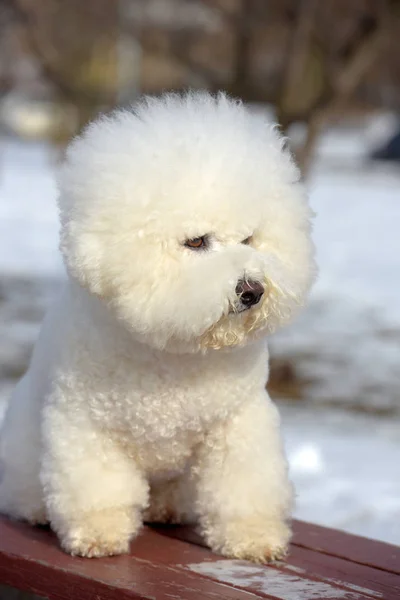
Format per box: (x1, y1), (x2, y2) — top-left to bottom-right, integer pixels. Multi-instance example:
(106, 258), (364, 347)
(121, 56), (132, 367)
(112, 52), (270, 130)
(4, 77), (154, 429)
(236, 279), (264, 309)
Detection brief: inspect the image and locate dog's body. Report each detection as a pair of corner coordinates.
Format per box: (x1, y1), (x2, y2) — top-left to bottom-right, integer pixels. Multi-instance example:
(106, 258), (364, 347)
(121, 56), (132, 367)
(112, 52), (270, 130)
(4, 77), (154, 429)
(0, 92), (316, 561)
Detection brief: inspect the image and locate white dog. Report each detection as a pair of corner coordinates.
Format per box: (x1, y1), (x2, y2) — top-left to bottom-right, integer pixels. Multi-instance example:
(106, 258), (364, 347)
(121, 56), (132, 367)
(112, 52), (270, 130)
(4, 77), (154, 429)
(0, 92), (316, 561)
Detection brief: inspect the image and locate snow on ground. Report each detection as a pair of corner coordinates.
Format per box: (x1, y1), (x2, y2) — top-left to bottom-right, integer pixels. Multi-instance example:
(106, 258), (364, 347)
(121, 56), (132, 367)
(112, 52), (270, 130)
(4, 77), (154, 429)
(0, 129), (399, 545)
(282, 403), (400, 545)
(0, 138), (63, 277)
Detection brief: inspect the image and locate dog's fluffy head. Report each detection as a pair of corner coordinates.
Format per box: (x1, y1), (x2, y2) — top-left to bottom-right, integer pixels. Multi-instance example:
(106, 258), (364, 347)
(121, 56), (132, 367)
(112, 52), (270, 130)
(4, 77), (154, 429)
(58, 92), (316, 353)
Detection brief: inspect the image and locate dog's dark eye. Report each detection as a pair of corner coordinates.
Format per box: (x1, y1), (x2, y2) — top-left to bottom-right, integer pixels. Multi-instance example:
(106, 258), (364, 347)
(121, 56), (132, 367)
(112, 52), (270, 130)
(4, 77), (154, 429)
(241, 235), (253, 245)
(185, 236), (208, 250)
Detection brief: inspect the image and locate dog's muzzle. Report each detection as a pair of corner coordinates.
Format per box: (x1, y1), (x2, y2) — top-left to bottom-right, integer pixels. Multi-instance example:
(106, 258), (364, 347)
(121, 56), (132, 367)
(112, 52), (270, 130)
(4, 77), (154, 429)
(235, 279), (264, 311)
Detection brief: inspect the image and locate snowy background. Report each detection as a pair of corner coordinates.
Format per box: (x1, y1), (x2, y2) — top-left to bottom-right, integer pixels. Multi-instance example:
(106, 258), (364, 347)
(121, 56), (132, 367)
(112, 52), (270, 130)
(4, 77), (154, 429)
(0, 121), (399, 545)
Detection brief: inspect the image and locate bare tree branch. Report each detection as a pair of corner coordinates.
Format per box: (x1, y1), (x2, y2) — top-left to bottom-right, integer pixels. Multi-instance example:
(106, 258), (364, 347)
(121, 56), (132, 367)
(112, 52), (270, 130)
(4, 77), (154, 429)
(297, 5), (392, 175)
(8, 0), (118, 105)
(231, 0), (255, 97)
(277, 0), (319, 130)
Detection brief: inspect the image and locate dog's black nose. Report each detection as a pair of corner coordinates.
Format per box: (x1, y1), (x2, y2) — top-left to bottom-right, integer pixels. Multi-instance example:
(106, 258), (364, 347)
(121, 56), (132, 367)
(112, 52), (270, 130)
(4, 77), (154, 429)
(236, 279), (264, 308)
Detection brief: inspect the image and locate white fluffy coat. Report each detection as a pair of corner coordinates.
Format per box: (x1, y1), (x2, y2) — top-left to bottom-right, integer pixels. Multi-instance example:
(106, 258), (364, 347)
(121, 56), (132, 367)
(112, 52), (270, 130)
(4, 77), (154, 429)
(0, 92), (316, 561)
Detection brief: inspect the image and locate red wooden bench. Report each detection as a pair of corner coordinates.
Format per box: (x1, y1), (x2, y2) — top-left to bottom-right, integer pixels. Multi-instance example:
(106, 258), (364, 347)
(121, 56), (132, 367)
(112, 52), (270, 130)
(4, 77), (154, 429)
(0, 515), (399, 599)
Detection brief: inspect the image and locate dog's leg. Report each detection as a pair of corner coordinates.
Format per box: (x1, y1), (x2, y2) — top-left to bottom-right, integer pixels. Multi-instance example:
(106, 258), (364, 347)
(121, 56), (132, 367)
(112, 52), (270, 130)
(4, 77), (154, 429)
(194, 393), (293, 563)
(0, 375), (47, 525)
(40, 400), (149, 558)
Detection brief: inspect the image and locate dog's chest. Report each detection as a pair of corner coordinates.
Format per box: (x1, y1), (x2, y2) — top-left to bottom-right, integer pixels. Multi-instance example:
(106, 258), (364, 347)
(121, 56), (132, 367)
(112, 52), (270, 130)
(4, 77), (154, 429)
(90, 346), (258, 438)
(95, 361), (241, 436)
(89, 364), (235, 474)
(86, 340), (267, 473)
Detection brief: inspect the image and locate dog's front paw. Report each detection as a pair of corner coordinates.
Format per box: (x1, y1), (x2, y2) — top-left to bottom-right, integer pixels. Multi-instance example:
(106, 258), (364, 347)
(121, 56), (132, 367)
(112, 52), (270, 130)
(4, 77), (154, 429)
(203, 517), (291, 563)
(57, 506), (140, 558)
(63, 534), (130, 558)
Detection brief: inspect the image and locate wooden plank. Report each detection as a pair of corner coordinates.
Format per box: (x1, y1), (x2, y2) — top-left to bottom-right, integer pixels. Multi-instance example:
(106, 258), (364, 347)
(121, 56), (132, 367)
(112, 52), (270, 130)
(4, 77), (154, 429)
(0, 517), (262, 600)
(1, 516), (399, 600)
(148, 521), (400, 576)
(292, 520), (400, 575)
(150, 524), (400, 600)
(183, 559), (381, 600)
(0, 517), (383, 600)
(288, 544), (400, 600)
(137, 527), (381, 600)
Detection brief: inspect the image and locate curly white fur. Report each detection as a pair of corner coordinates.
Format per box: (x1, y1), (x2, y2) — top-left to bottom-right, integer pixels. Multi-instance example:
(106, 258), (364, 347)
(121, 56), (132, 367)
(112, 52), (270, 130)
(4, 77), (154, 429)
(0, 91), (316, 561)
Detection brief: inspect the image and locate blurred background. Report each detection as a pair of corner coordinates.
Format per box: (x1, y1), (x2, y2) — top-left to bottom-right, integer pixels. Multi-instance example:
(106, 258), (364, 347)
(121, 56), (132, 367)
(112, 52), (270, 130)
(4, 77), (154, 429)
(0, 0), (399, 544)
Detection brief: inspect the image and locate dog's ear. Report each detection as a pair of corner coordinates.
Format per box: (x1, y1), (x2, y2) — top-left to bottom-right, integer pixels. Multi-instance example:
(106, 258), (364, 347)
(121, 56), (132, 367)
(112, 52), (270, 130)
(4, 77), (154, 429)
(256, 180), (317, 329)
(58, 197), (109, 298)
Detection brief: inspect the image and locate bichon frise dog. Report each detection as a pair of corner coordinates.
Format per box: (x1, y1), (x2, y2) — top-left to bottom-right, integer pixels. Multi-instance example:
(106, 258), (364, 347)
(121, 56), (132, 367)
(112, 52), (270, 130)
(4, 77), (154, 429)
(0, 92), (316, 561)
